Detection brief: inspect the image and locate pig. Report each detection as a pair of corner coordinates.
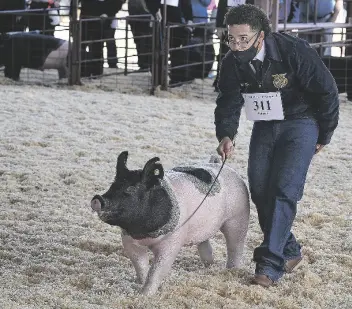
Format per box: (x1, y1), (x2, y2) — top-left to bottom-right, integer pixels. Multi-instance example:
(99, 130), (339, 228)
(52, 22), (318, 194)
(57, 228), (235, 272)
(91, 151), (250, 295)
(0, 32), (69, 81)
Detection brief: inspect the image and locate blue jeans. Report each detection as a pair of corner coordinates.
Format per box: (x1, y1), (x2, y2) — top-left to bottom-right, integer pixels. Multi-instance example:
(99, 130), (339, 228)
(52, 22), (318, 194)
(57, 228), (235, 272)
(248, 118), (319, 281)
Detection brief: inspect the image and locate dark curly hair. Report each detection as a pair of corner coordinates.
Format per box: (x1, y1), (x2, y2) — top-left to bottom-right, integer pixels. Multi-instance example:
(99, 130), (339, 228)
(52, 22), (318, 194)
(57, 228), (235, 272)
(224, 4), (271, 36)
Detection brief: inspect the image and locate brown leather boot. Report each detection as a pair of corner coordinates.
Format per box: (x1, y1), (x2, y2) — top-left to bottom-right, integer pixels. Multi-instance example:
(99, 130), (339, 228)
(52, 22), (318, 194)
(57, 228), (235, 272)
(250, 274), (274, 287)
(285, 256), (303, 273)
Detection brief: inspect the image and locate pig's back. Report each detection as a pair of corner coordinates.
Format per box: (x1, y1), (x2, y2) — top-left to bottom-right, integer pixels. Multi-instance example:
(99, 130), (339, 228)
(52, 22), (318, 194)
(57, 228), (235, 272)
(167, 163), (247, 206)
(165, 164), (249, 244)
(7, 33), (65, 68)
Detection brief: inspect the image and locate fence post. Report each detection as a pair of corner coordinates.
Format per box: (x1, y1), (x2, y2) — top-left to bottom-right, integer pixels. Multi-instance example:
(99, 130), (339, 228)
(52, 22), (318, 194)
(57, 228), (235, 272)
(124, 18), (129, 76)
(202, 26), (207, 80)
(161, 2), (169, 90)
(346, 2), (352, 100)
(346, 2), (352, 56)
(161, 25), (170, 91)
(151, 19), (159, 94)
(69, 0), (81, 85)
(271, 0), (279, 33)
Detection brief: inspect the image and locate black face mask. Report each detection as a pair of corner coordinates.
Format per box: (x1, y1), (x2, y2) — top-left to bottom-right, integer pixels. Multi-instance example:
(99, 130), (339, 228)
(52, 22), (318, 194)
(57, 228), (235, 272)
(232, 33), (261, 64)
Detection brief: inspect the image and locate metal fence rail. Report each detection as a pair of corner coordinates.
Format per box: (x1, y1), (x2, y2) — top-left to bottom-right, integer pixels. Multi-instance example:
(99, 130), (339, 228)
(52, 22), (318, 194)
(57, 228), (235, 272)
(161, 22), (217, 90)
(0, 7), (70, 37)
(1, 6), (352, 100)
(0, 7), (70, 84)
(68, 13), (160, 94)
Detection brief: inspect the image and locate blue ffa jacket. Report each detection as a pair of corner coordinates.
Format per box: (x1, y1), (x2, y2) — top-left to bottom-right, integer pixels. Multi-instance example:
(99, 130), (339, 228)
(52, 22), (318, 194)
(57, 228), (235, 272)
(215, 32), (339, 145)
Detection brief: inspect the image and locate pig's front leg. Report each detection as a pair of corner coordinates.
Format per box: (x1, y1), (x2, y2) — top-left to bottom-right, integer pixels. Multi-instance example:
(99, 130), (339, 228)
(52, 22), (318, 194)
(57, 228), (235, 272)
(141, 239), (182, 295)
(121, 234), (149, 284)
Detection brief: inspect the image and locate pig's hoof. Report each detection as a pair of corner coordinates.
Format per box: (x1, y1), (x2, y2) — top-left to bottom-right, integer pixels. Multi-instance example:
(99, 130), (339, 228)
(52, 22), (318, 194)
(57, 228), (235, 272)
(136, 277), (146, 285)
(203, 260), (214, 267)
(226, 261), (241, 269)
(140, 286), (157, 296)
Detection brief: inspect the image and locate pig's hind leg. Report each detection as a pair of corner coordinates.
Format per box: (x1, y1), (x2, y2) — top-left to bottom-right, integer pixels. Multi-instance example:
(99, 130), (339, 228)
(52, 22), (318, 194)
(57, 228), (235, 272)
(197, 240), (214, 266)
(4, 64), (21, 81)
(220, 217), (248, 268)
(121, 235), (149, 284)
(58, 66), (68, 79)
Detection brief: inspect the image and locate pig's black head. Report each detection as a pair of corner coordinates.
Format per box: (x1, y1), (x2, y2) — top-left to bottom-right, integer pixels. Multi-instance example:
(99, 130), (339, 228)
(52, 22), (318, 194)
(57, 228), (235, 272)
(91, 151), (177, 239)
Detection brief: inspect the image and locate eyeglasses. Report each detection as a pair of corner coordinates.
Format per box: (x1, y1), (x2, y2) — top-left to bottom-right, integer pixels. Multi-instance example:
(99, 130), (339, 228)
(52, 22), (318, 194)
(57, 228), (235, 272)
(226, 32), (260, 49)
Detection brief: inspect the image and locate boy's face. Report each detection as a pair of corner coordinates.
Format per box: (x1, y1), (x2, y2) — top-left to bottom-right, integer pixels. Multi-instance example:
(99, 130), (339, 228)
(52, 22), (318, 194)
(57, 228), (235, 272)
(227, 24), (264, 52)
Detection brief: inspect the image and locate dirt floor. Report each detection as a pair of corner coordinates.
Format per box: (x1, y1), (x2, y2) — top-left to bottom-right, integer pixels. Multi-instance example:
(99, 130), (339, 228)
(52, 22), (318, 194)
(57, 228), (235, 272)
(0, 76), (351, 309)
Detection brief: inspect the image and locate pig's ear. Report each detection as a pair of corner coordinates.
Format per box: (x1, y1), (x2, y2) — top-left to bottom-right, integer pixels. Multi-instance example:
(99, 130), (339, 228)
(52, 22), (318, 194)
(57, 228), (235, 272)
(142, 157), (164, 188)
(115, 151), (129, 177)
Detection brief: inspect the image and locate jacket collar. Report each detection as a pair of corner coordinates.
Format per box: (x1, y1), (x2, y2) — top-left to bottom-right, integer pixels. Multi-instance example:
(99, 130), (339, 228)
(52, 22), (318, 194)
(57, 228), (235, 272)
(253, 41), (266, 61)
(263, 33), (282, 62)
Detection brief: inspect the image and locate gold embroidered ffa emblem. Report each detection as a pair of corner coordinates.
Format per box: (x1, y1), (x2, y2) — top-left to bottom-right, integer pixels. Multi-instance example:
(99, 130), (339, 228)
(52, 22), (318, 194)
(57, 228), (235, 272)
(272, 73), (288, 89)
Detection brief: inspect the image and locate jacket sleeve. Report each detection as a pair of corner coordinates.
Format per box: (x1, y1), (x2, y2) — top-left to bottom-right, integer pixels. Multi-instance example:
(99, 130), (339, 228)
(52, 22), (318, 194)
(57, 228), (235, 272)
(214, 53), (244, 142)
(216, 0), (227, 28)
(106, 0), (124, 16)
(145, 0), (160, 16)
(70, 0), (82, 16)
(293, 39), (339, 145)
(180, 0), (193, 22)
(116, 0), (126, 13)
(289, 1), (300, 23)
(200, 0), (212, 7)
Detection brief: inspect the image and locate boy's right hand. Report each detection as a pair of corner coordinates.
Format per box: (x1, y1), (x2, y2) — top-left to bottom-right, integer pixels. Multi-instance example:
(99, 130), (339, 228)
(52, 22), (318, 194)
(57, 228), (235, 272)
(216, 137), (234, 161)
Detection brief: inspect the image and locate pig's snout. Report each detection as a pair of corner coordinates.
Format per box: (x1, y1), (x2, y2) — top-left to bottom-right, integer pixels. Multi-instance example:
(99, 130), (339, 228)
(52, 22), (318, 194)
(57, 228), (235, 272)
(91, 195), (105, 212)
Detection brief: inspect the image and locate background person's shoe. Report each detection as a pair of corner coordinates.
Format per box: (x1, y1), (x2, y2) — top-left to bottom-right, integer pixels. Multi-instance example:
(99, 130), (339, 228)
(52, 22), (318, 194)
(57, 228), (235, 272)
(250, 274), (274, 288)
(285, 256), (303, 273)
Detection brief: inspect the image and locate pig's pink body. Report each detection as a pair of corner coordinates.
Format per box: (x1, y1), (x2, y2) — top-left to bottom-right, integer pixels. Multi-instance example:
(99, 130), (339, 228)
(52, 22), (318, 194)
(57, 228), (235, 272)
(121, 160), (250, 295)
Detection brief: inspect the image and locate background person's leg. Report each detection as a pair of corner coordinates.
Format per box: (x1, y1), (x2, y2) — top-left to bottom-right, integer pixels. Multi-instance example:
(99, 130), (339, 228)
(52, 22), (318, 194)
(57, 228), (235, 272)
(128, 19), (143, 69)
(138, 17), (153, 70)
(90, 22), (104, 76)
(104, 26), (117, 68)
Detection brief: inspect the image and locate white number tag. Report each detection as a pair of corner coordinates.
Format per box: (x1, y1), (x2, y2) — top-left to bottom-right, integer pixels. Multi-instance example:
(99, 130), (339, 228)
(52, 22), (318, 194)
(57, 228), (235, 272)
(227, 0), (246, 7)
(243, 92), (284, 121)
(161, 0), (179, 7)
